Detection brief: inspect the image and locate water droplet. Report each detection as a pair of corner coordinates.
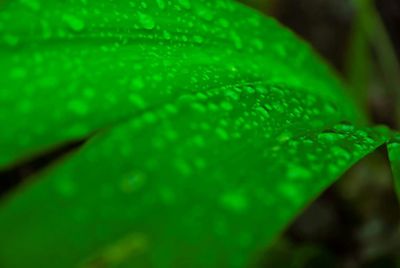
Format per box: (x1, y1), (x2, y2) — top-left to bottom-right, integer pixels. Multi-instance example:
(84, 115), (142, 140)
(83, 87), (95, 98)
(277, 131), (292, 143)
(164, 104), (177, 114)
(128, 94), (146, 109)
(193, 35), (204, 43)
(255, 106), (269, 118)
(220, 192), (248, 213)
(324, 102), (338, 114)
(218, 18), (230, 28)
(137, 12), (155, 30)
(252, 38), (264, 50)
(20, 0), (40, 11)
(178, 0), (191, 9)
(165, 129), (178, 141)
(192, 135), (205, 147)
(194, 3), (214, 21)
(159, 187), (176, 204)
(225, 90), (239, 100)
(156, 0), (166, 9)
(62, 14), (85, 32)
(318, 131), (342, 143)
(220, 101), (233, 111)
(216, 128), (229, 140)
(331, 146), (351, 160)
(230, 30), (242, 49)
(194, 157), (206, 169)
(277, 183), (301, 205)
(163, 30), (171, 40)
(142, 112), (157, 123)
(244, 86), (255, 94)
(286, 164), (311, 180)
(55, 178), (76, 197)
(131, 77), (145, 89)
(190, 102), (207, 113)
(3, 34), (19, 46)
(68, 99), (88, 116)
(120, 172), (146, 192)
(10, 67), (27, 79)
(174, 158), (192, 176)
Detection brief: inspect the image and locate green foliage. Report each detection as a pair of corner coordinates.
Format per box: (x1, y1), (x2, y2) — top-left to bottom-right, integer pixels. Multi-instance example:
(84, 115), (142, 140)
(0, 0), (398, 267)
(388, 135), (400, 200)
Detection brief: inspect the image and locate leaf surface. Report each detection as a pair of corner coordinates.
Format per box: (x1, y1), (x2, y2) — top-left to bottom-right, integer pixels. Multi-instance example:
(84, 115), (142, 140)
(0, 0), (362, 166)
(0, 0), (391, 267)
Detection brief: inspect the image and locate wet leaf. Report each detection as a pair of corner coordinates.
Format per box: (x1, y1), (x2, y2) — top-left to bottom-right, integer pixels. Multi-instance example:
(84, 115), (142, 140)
(0, 0), (394, 267)
(0, 0), (364, 166)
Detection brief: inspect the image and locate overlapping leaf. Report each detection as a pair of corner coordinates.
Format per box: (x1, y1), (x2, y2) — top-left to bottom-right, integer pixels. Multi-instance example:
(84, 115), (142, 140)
(0, 0), (396, 267)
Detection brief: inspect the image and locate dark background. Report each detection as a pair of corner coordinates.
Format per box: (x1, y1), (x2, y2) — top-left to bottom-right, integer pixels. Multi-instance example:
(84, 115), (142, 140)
(239, 0), (400, 267)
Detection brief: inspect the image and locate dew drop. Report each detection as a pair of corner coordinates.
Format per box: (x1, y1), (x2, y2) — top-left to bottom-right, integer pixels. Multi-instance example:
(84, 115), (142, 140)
(194, 3), (214, 21)
(10, 67), (27, 79)
(220, 192), (248, 213)
(225, 90), (239, 100)
(174, 158), (192, 176)
(120, 172), (146, 192)
(193, 35), (204, 43)
(216, 128), (229, 140)
(277, 131), (292, 143)
(55, 178), (76, 197)
(131, 77), (145, 89)
(156, 0), (166, 10)
(255, 106), (269, 118)
(3, 34), (19, 46)
(220, 101), (233, 111)
(252, 38), (264, 50)
(62, 14), (85, 32)
(218, 18), (230, 28)
(68, 99), (88, 116)
(137, 12), (155, 30)
(20, 0), (40, 11)
(163, 30), (171, 40)
(159, 187), (176, 204)
(331, 146), (351, 160)
(194, 157), (206, 169)
(142, 112), (157, 124)
(128, 94), (146, 109)
(178, 0), (191, 9)
(318, 131), (342, 143)
(230, 30), (243, 50)
(286, 164), (311, 180)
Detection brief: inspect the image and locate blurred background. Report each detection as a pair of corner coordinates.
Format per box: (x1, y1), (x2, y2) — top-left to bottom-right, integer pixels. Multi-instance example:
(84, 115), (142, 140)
(238, 0), (400, 267)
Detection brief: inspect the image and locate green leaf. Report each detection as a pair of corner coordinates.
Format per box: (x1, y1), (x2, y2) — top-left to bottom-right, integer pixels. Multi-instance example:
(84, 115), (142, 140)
(388, 134), (400, 200)
(0, 0), (392, 267)
(0, 0), (363, 167)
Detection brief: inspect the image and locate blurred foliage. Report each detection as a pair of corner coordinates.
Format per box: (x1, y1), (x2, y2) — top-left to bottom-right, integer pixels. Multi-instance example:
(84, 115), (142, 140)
(237, 0), (400, 267)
